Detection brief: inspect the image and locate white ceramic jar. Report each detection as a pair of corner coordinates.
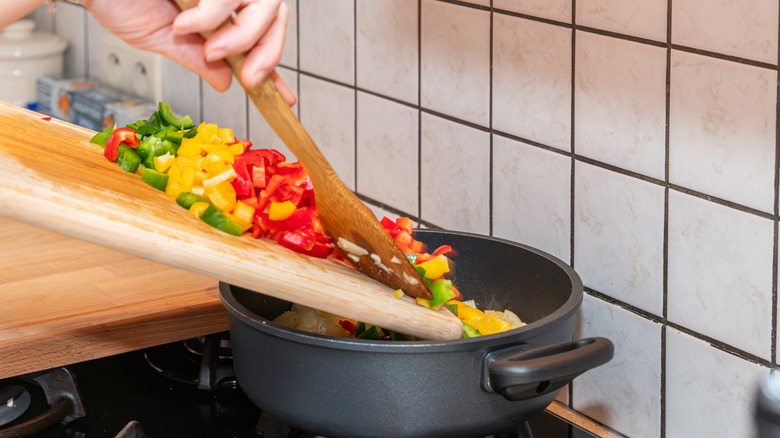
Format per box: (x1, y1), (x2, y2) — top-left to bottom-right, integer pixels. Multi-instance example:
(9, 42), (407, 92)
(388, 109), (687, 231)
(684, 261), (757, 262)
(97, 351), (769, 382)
(0, 19), (67, 108)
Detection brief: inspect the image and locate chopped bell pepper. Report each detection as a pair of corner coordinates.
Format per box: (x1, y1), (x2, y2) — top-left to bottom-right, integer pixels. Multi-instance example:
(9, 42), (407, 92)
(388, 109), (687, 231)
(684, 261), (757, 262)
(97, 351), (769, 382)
(268, 201), (297, 221)
(140, 166), (169, 190)
(189, 201), (210, 218)
(104, 127), (139, 162)
(415, 254), (450, 280)
(90, 125), (114, 147)
(115, 145), (141, 173)
(200, 205), (243, 236)
(158, 101), (195, 129)
(176, 192), (209, 209)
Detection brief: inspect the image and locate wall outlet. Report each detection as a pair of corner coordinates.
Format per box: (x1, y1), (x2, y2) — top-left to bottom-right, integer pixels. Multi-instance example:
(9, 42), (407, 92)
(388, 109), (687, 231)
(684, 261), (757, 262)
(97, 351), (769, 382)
(100, 32), (163, 102)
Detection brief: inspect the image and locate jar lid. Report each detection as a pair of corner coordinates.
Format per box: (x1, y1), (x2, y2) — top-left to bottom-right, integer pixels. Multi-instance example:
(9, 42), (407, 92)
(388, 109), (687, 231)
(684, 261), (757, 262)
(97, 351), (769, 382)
(0, 19), (67, 59)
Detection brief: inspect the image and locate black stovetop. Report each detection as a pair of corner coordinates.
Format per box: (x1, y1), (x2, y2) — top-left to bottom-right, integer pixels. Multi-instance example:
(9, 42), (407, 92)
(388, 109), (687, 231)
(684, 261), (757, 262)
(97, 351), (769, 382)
(0, 334), (601, 438)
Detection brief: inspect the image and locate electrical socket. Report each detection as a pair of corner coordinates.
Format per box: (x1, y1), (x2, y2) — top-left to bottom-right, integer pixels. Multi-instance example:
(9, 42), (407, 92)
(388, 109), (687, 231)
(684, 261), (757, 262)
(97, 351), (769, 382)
(100, 32), (163, 102)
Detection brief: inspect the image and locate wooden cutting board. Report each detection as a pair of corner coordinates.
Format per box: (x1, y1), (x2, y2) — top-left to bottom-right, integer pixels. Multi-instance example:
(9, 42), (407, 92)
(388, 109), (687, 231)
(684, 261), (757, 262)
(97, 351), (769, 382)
(0, 216), (226, 380)
(0, 102), (462, 355)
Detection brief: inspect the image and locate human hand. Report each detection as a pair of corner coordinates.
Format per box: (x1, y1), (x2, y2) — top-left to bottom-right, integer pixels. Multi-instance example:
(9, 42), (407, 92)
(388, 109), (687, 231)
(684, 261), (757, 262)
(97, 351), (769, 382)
(82, 0), (295, 105)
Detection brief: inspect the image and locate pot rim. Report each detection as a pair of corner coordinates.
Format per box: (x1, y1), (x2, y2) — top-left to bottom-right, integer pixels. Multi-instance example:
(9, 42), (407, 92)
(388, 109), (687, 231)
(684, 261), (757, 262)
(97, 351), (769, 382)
(219, 229), (583, 353)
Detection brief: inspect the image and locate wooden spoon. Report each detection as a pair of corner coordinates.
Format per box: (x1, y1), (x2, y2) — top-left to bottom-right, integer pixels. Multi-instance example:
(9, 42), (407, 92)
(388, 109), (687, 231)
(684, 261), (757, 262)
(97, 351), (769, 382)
(0, 103), (462, 340)
(172, 0), (432, 301)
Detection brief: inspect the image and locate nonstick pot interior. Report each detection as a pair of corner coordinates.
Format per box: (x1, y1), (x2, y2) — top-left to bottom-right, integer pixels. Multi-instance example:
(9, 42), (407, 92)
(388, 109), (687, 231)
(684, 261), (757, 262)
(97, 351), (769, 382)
(230, 229), (581, 336)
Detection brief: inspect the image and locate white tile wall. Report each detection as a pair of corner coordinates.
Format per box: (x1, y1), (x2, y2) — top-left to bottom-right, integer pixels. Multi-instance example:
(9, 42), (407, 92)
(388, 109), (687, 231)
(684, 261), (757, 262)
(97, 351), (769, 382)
(494, 0), (572, 24)
(420, 113), (490, 233)
(31, 0), (780, 435)
(492, 136), (571, 263)
(574, 295), (662, 438)
(576, 0), (668, 42)
(420, 0), (490, 125)
(668, 190), (774, 360)
(356, 0), (418, 105)
(669, 51), (777, 213)
(672, 0), (779, 64)
(355, 91), (418, 213)
(298, 75), (355, 189)
(574, 32), (666, 179)
(493, 14), (572, 151)
(666, 328), (768, 438)
(298, 0), (354, 85)
(574, 162), (665, 316)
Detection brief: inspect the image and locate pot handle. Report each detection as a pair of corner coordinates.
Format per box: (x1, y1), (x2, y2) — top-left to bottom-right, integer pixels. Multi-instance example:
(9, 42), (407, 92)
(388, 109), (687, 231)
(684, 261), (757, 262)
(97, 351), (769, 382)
(484, 337), (614, 401)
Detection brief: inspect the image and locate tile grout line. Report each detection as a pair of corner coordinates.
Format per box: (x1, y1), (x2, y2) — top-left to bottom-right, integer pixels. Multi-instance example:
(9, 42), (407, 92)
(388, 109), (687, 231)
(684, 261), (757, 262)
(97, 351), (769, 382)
(488, 0), (494, 238)
(417, 0), (423, 221)
(661, 2), (673, 437)
(353, 0), (359, 192)
(772, 0), (780, 366)
(568, 0), (577, 411)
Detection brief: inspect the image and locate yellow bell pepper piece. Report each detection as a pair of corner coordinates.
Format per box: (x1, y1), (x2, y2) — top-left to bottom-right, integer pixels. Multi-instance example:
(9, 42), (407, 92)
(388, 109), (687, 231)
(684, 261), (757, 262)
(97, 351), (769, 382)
(154, 152), (174, 172)
(165, 163), (183, 198)
(206, 180), (237, 213)
(217, 127), (235, 144)
(193, 123), (219, 143)
(470, 315), (511, 335)
(268, 201), (297, 221)
(188, 201), (210, 218)
(228, 143), (244, 155)
(452, 301), (487, 322)
(232, 200), (255, 226)
(180, 167), (196, 192)
(201, 145), (236, 161)
(202, 152), (231, 177)
(416, 254), (450, 280)
(176, 140), (202, 158)
(203, 168), (237, 189)
(225, 212), (252, 232)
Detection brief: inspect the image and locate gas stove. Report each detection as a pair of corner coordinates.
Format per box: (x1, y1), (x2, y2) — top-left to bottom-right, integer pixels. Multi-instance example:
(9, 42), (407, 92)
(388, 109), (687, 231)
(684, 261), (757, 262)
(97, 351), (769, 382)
(0, 332), (612, 438)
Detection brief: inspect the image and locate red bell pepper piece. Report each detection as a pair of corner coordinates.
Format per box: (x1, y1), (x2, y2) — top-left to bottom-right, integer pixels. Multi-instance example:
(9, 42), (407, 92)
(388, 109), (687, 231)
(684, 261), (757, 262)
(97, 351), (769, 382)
(231, 158), (255, 198)
(339, 320), (357, 335)
(269, 206), (313, 231)
(104, 127), (139, 162)
(380, 216), (398, 234)
(396, 217), (414, 234)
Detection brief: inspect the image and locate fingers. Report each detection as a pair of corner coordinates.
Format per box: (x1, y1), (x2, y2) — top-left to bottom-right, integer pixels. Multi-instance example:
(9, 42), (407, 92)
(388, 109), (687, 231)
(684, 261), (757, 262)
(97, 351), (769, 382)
(172, 0), (242, 36)
(238, 1), (288, 88)
(270, 70), (297, 107)
(203, 0), (283, 62)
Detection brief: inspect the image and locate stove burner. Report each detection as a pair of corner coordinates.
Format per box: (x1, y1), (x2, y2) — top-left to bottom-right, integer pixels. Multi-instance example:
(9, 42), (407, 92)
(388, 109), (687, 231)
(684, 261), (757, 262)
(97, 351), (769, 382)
(0, 384), (31, 427)
(143, 331), (238, 391)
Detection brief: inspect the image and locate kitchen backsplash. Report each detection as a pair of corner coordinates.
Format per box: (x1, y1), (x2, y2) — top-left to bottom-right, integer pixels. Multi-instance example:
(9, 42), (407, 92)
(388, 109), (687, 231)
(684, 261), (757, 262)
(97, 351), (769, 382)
(31, 1), (779, 437)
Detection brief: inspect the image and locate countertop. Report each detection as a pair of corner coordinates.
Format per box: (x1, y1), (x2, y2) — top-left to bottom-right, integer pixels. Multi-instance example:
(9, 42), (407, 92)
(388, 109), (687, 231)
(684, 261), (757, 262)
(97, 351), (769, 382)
(0, 216), (228, 379)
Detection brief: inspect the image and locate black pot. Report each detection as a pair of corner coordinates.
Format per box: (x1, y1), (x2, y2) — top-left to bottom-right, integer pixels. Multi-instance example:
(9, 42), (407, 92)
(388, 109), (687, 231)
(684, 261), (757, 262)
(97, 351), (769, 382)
(220, 230), (613, 438)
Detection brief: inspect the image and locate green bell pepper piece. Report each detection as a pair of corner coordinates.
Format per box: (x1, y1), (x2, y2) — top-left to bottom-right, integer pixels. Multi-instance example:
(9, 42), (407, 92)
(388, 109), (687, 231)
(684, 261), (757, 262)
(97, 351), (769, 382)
(158, 102), (195, 129)
(356, 325), (383, 340)
(136, 111), (164, 136)
(199, 205), (243, 236)
(140, 166), (169, 191)
(183, 127), (198, 138)
(427, 279), (456, 309)
(462, 322), (481, 338)
(89, 125), (114, 147)
(176, 192), (209, 209)
(116, 145), (141, 173)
